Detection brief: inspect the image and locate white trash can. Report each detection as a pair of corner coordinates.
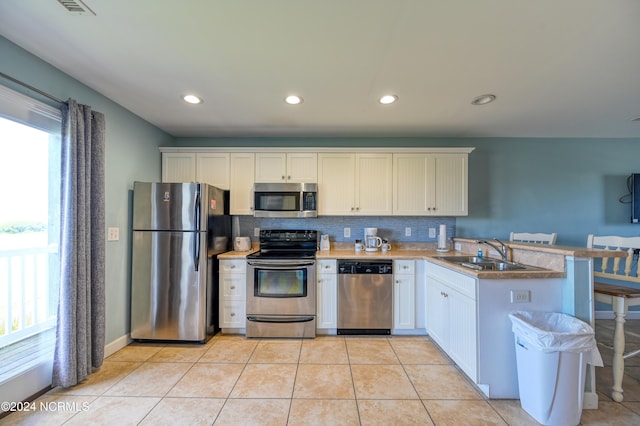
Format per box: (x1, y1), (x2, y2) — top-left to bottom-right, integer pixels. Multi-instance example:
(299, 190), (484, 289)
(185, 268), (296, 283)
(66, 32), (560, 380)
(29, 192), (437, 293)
(509, 311), (603, 426)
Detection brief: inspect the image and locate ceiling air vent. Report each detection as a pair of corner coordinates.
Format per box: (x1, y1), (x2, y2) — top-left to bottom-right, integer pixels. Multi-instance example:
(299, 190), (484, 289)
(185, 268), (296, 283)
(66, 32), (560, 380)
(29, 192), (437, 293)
(57, 0), (96, 15)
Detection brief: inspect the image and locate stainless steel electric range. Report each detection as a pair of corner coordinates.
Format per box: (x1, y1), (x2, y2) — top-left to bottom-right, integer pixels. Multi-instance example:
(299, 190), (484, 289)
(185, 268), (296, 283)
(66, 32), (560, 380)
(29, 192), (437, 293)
(246, 229), (318, 338)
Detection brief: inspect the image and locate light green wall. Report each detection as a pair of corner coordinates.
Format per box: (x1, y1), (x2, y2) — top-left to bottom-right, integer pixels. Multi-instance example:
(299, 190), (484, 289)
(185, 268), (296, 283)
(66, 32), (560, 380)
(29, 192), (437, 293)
(5, 33), (640, 346)
(173, 137), (640, 247)
(1, 36), (172, 344)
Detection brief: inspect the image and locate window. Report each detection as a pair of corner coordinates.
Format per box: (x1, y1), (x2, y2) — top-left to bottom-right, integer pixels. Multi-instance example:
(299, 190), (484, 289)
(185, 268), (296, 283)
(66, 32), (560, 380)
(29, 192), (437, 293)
(0, 85), (61, 399)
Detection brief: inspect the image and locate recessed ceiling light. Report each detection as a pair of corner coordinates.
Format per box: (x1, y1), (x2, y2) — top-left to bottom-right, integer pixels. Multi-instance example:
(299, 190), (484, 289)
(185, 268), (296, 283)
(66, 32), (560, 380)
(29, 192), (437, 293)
(183, 94), (203, 104)
(379, 95), (398, 105)
(285, 95), (303, 105)
(471, 94), (496, 105)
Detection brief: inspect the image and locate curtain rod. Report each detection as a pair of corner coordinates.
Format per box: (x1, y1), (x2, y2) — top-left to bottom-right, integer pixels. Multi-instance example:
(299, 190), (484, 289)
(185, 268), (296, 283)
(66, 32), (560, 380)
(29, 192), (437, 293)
(0, 71), (64, 104)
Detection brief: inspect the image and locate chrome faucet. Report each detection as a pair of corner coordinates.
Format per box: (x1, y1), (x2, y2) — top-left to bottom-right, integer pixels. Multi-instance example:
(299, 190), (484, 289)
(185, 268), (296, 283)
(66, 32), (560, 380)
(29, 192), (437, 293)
(477, 238), (510, 261)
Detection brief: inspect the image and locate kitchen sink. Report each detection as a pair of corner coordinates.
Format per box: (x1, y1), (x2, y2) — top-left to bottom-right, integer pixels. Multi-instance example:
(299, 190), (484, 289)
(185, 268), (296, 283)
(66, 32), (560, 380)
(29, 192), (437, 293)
(435, 256), (537, 271)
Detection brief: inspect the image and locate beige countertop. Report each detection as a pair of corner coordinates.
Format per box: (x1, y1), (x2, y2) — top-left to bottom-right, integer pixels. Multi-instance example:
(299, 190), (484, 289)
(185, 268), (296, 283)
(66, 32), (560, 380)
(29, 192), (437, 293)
(453, 238), (626, 259)
(214, 239), (614, 279)
(317, 247), (565, 279)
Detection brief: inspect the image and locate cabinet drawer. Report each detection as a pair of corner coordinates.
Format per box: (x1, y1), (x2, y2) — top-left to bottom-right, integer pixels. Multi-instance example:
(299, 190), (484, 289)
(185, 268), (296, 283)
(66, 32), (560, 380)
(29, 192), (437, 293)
(426, 262), (476, 300)
(221, 300), (245, 327)
(317, 259), (337, 273)
(394, 259), (415, 274)
(220, 259), (246, 273)
(221, 274), (245, 299)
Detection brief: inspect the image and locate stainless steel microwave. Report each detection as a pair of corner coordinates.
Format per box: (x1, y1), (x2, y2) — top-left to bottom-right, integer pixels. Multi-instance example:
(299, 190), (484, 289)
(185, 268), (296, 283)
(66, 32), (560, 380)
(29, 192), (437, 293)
(253, 183), (317, 218)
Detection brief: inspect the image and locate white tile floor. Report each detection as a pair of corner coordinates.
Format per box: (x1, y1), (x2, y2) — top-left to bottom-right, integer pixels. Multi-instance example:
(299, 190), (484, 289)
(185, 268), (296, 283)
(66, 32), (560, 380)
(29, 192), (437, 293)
(1, 319), (639, 425)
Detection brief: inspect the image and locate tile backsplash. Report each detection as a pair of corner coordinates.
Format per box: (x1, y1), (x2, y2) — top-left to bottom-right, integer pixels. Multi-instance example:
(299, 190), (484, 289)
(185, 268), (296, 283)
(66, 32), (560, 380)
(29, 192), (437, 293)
(234, 216), (456, 244)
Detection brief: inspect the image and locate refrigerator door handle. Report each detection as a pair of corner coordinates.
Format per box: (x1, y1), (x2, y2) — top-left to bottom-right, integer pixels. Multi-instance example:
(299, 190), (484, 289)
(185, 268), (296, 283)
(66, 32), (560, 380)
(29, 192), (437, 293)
(194, 190), (201, 271)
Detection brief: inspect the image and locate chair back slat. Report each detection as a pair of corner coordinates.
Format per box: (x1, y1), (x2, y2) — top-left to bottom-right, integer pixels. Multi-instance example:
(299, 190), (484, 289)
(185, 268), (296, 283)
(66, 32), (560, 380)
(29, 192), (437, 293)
(509, 232), (557, 245)
(587, 234), (640, 283)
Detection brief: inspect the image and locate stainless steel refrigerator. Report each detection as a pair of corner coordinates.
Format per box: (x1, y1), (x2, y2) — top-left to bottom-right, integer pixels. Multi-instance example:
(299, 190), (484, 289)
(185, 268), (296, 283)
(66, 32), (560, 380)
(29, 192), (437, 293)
(131, 181), (231, 342)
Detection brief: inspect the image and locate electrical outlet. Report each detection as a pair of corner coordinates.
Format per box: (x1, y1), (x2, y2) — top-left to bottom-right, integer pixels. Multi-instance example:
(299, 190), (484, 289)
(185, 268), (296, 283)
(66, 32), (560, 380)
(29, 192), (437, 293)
(428, 228), (436, 238)
(254, 227), (260, 237)
(511, 290), (530, 303)
(344, 227), (351, 238)
(107, 227), (119, 241)
(455, 243), (461, 251)
(405, 227), (411, 237)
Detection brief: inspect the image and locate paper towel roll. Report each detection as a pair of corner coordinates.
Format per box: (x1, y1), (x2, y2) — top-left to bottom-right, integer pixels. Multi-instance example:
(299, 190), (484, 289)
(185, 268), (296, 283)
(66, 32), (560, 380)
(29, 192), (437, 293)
(438, 224), (447, 250)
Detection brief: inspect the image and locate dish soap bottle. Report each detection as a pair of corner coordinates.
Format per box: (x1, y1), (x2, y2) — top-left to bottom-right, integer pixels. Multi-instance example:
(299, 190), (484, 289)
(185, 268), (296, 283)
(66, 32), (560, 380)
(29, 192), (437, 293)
(477, 247), (483, 259)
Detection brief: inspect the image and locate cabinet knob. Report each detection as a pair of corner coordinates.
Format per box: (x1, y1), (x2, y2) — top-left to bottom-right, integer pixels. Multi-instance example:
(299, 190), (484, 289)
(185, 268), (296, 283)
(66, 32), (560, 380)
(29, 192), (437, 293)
(351, 207), (355, 211)
(230, 265), (235, 269)
(287, 175), (291, 180)
(230, 313), (235, 317)
(395, 280), (400, 284)
(230, 286), (235, 289)
(282, 175), (285, 180)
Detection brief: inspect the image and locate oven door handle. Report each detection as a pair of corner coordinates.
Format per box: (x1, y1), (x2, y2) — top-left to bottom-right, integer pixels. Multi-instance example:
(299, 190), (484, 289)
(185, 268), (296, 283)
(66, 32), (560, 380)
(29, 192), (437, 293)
(247, 260), (315, 268)
(247, 315), (315, 323)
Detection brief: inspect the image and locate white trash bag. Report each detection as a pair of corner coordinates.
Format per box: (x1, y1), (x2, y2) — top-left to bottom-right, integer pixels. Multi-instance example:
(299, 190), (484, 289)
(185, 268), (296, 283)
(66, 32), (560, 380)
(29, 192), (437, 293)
(508, 311), (603, 367)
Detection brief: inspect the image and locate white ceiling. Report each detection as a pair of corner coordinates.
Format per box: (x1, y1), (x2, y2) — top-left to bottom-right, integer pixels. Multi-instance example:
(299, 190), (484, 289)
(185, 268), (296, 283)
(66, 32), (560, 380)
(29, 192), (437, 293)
(1, 0), (640, 138)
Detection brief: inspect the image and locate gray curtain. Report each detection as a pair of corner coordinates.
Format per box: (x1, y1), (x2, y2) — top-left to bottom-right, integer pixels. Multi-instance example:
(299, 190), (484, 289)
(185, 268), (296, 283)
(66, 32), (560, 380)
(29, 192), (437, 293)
(52, 99), (106, 388)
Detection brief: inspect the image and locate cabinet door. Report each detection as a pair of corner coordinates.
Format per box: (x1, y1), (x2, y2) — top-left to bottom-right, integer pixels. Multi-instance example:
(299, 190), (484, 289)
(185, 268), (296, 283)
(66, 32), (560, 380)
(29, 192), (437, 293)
(317, 153), (355, 215)
(196, 153), (230, 189)
(393, 273), (415, 329)
(393, 154), (429, 215)
(255, 153), (287, 183)
(433, 154), (468, 216)
(448, 288), (477, 380)
(355, 153), (393, 215)
(229, 153), (255, 215)
(287, 153), (317, 183)
(162, 153), (196, 182)
(425, 277), (448, 348)
(317, 273), (338, 329)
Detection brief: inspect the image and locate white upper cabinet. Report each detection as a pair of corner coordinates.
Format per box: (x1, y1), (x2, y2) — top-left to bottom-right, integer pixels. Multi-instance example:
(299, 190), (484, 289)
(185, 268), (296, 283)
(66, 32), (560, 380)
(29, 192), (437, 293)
(393, 153), (468, 216)
(229, 153), (255, 215)
(196, 152), (230, 189)
(162, 152), (196, 182)
(161, 148), (472, 217)
(255, 152), (317, 183)
(162, 152), (230, 189)
(318, 153), (392, 215)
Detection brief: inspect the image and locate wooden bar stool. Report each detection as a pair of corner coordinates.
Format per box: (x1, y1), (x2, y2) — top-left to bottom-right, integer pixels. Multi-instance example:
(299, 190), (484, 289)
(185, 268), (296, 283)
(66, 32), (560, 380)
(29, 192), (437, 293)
(587, 234), (640, 402)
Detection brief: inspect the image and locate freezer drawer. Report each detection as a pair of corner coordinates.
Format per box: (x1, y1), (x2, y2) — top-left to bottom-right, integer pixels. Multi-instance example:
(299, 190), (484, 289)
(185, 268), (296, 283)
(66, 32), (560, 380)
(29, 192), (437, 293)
(131, 230), (210, 341)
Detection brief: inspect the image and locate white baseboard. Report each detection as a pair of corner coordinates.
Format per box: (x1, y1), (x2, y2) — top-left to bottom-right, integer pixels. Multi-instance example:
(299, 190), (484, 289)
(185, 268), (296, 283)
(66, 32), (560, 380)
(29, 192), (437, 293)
(103, 334), (131, 358)
(595, 310), (640, 320)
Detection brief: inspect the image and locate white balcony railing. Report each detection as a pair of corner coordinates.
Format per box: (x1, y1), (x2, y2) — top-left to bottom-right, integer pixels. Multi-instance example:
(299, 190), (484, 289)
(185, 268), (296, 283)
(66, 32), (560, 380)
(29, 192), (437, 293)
(0, 244), (58, 349)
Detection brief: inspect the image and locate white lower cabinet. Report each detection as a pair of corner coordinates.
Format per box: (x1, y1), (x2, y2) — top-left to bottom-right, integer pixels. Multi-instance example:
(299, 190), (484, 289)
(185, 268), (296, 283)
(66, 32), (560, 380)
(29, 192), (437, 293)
(425, 263), (477, 380)
(425, 260), (563, 398)
(393, 260), (415, 330)
(219, 259), (247, 331)
(316, 259), (337, 330)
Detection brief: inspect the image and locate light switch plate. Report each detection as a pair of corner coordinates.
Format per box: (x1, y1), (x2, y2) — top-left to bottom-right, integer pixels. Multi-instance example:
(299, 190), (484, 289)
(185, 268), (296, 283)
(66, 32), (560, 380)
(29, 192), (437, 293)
(344, 227), (351, 238)
(405, 227), (411, 236)
(254, 227), (260, 237)
(428, 228), (436, 238)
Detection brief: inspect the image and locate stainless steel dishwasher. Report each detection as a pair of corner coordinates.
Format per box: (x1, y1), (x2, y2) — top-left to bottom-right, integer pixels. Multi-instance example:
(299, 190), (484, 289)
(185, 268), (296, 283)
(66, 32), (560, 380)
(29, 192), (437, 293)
(337, 260), (393, 335)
